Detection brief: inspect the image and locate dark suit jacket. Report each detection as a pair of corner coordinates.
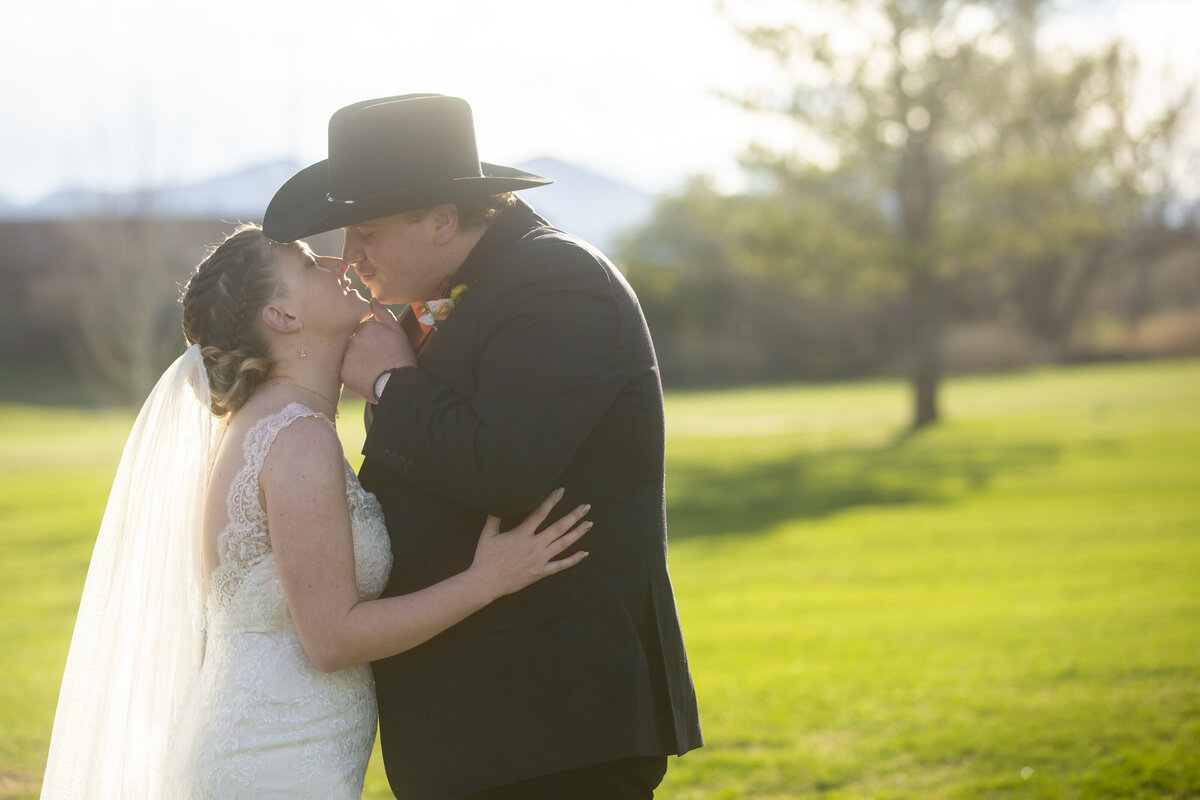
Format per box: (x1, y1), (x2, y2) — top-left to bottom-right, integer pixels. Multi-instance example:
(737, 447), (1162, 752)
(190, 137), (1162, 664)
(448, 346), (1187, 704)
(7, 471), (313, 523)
(359, 200), (702, 799)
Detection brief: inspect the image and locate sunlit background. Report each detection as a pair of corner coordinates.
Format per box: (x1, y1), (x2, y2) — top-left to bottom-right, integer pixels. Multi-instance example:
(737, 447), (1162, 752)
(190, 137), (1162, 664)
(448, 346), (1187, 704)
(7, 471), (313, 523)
(2, 1), (1199, 799)
(1, 0), (1196, 202)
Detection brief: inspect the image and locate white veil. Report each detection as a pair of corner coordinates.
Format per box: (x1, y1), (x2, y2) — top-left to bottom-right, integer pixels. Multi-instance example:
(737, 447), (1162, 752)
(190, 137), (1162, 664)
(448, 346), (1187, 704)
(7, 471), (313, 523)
(41, 344), (214, 799)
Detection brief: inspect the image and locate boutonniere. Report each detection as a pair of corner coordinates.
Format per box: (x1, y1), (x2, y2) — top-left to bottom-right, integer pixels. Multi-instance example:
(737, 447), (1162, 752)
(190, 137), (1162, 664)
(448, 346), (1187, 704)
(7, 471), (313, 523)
(417, 282), (471, 329)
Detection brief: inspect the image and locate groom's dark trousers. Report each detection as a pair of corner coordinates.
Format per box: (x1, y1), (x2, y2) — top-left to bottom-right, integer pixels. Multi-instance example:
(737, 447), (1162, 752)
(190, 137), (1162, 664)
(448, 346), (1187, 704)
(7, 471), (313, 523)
(359, 200), (702, 799)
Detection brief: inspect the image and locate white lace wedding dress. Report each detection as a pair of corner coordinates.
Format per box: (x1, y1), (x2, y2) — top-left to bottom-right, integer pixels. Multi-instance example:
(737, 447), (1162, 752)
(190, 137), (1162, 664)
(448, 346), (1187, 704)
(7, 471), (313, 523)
(183, 403), (393, 799)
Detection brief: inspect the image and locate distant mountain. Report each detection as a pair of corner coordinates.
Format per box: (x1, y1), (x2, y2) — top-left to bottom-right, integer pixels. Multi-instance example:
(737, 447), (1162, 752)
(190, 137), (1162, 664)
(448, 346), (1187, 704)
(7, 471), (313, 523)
(0, 160), (305, 221)
(150, 160), (307, 219)
(0, 156), (656, 252)
(515, 157), (654, 253)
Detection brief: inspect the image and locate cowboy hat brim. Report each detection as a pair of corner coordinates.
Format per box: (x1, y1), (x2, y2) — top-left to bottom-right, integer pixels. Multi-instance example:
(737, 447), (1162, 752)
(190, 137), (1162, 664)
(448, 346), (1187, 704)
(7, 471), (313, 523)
(262, 160), (552, 243)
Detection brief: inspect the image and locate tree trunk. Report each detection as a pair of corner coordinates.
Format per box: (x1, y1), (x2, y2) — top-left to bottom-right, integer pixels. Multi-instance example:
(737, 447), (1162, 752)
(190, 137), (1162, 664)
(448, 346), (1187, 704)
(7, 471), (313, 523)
(897, 122), (941, 430)
(909, 273), (941, 429)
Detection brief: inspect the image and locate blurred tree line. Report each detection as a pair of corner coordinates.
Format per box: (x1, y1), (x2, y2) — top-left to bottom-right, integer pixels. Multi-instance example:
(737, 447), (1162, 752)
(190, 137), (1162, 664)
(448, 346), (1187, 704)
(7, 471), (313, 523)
(0, 219), (343, 405)
(617, 0), (1200, 428)
(3, 1), (1199, 421)
(0, 218), (214, 404)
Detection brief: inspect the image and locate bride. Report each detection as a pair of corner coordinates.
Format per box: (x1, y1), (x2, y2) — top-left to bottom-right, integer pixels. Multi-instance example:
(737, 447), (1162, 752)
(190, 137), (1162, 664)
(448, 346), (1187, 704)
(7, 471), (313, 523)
(40, 224), (592, 799)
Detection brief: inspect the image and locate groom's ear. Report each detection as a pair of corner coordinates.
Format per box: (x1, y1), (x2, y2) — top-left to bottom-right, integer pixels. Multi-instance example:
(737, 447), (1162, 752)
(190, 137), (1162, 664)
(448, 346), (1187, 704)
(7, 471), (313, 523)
(261, 303), (302, 334)
(429, 203), (459, 245)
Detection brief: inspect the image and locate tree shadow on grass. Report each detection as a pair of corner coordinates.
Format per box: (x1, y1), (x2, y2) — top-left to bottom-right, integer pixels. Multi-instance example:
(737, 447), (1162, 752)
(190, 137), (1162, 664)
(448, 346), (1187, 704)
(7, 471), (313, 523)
(665, 432), (1062, 539)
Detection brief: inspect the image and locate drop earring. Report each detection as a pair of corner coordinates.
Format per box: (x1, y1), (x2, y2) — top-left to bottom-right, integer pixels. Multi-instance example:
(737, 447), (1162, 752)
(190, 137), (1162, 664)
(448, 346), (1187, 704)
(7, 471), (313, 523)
(299, 336), (307, 358)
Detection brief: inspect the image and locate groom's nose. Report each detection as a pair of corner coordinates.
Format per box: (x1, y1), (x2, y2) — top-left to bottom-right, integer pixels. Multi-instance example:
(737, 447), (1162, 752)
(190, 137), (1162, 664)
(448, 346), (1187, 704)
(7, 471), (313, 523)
(342, 228), (364, 268)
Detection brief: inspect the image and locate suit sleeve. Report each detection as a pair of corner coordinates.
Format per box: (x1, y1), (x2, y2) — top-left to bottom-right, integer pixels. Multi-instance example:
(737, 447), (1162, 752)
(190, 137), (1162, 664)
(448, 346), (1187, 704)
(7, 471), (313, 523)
(362, 241), (628, 519)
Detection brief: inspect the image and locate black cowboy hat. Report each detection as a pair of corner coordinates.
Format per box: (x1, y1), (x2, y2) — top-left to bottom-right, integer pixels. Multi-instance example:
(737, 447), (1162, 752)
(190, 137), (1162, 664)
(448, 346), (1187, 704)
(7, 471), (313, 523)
(263, 94), (552, 243)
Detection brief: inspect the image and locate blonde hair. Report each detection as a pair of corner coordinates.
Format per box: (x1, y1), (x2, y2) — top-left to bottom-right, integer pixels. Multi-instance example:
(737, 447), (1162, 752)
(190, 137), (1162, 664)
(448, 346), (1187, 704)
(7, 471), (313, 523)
(181, 224), (291, 417)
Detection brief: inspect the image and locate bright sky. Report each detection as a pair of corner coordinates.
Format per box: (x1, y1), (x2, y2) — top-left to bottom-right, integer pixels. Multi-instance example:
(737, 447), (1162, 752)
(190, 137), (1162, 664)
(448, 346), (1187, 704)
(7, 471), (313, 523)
(1, 0), (1196, 204)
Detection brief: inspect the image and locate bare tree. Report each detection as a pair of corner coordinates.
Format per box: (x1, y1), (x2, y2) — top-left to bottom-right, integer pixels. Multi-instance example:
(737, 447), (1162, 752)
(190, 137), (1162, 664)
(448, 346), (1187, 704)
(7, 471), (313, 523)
(57, 213), (202, 403)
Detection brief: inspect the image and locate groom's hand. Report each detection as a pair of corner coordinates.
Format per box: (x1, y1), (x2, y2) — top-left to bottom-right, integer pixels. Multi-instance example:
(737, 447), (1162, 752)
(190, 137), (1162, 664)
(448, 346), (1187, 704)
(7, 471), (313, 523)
(342, 302), (416, 402)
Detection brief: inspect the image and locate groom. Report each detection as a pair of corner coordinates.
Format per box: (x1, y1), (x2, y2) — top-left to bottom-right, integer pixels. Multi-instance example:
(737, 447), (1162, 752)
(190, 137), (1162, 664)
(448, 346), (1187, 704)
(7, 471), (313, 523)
(264, 94), (701, 799)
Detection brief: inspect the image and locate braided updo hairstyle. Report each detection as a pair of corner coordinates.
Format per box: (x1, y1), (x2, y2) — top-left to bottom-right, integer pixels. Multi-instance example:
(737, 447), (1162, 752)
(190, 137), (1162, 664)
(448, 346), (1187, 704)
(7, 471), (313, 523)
(181, 224), (291, 417)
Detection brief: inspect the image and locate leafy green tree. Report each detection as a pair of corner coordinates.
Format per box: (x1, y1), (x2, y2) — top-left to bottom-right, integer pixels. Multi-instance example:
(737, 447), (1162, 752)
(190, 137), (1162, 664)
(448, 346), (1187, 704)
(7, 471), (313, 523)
(947, 39), (1194, 348)
(719, 0), (1191, 427)
(619, 177), (905, 385)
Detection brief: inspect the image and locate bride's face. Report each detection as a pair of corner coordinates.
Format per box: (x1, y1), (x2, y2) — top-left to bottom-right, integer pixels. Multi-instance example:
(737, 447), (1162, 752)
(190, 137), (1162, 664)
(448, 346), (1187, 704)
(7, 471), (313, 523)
(274, 244), (371, 336)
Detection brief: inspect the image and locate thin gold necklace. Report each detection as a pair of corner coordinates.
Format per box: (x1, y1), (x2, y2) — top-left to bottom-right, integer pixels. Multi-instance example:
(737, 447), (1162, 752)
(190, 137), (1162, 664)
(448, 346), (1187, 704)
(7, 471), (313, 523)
(265, 379), (340, 413)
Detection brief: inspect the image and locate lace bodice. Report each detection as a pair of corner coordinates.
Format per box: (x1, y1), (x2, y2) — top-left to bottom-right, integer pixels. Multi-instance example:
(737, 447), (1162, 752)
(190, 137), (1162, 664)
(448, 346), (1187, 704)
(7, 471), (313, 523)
(184, 403), (392, 799)
(207, 402), (392, 633)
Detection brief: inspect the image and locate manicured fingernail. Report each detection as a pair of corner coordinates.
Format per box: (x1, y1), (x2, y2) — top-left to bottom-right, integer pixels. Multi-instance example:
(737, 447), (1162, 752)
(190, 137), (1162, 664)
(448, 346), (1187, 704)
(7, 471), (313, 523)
(554, 487), (565, 499)
(581, 504), (591, 514)
(584, 521), (594, 530)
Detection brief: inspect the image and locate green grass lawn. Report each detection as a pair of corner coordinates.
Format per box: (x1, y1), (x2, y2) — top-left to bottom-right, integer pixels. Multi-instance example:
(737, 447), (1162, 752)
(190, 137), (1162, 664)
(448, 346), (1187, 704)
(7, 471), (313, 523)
(2, 359), (1198, 798)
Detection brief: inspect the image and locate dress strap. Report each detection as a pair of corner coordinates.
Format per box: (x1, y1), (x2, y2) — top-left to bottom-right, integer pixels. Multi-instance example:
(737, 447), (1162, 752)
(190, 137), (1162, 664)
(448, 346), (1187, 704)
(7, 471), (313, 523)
(241, 402), (335, 478)
(221, 403), (335, 558)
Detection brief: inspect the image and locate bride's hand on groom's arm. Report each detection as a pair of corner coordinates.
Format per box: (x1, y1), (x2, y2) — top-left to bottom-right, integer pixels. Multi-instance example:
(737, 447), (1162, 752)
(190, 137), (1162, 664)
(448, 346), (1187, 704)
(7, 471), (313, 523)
(468, 487), (593, 600)
(342, 299), (416, 401)
(266, 423), (592, 672)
